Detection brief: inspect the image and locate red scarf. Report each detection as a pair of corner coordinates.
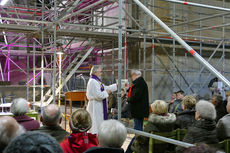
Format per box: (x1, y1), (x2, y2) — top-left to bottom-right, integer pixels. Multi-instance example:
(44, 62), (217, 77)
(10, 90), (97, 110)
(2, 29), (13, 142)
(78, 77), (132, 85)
(128, 84), (134, 98)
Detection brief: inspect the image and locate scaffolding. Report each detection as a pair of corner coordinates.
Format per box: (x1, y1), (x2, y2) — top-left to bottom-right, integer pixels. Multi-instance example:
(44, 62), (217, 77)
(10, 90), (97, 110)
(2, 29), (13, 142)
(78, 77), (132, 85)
(0, 0), (229, 108)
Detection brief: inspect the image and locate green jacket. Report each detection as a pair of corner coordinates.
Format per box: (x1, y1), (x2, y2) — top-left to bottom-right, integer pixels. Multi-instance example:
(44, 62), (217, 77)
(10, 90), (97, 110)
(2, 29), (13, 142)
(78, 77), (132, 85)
(37, 125), (69, 143)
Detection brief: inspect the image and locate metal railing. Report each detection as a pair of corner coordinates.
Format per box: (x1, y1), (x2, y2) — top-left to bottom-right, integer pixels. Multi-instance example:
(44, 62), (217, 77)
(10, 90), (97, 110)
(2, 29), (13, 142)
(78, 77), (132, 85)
(127, 128), (194, 148)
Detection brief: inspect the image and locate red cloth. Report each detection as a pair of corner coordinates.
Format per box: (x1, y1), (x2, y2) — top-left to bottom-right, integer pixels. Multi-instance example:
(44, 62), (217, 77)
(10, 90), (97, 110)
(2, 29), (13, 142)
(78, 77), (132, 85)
(60, 132), (98, 153)
(128, 84), (134, 98)
(14, 115), (40, 131)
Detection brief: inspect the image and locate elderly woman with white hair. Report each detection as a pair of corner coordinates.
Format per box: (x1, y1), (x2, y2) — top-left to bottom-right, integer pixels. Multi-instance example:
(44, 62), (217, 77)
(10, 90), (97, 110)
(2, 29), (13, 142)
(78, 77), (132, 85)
(176, 100), (218, 153)
(86, 65), (117, 134)
(11, 98), (40, 131)
(84, 119), (127, 153)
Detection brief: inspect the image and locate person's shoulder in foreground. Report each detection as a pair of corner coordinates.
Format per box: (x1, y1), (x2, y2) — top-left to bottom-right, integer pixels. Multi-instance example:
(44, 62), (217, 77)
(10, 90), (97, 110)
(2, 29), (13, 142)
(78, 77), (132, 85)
(3, 131), (63, 153)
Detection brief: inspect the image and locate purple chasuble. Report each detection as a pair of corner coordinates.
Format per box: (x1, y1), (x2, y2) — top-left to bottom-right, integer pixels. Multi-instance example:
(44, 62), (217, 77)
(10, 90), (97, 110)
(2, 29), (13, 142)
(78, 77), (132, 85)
(91, 75), (108, 120)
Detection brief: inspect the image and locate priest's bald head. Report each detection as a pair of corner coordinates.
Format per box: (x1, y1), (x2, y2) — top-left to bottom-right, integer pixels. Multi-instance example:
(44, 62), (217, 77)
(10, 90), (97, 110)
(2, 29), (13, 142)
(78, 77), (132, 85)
(0, 116), (25, 152)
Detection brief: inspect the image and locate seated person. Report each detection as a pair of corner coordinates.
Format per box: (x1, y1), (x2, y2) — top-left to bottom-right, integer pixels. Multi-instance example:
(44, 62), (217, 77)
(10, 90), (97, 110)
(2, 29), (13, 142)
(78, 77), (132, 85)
(131, 100), (176, 153)
(0, 116), (25, 152)
(169, 90), (185, 114)
(183, 143), (217, 153)
(84, 119), (127, 153)
(168, 92), (177, 113)
(217, 99), (230, 141)
(110, 88), (131, 119)
(4, 131), (63, 153)
(108, 92), (117, 112)
(61, 109), (98, 153)
(11, 98), (40, 131)
(176, 100), (218, 153)
(37, 104), (69, 143)
(211, 94), (227, 122)
(175, 95), (196, 129)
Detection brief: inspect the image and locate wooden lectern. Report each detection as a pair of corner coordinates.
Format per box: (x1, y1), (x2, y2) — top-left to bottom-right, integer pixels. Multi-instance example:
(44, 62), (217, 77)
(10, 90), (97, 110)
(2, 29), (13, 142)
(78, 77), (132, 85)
(64, 91), (87, 129)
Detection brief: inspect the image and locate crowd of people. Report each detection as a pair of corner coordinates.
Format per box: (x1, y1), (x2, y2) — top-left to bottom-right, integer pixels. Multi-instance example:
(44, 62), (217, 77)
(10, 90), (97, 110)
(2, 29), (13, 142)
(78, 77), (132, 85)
(0, 66), (229, 153)
(0, 98), (127, 153)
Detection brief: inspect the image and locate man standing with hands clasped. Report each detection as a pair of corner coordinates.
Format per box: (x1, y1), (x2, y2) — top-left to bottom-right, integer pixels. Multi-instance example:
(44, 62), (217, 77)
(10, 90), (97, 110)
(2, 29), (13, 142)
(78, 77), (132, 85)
(86, 65), (117, 134)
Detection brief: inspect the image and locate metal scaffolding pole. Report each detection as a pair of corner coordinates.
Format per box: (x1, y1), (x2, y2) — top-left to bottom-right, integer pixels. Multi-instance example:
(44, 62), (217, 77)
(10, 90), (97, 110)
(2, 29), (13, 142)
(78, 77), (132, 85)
(118, 0), (123, 121)
(0, 63), (3, 81)
(26, 38), (29, 101)
(199, 56), (224, 92)
(199, 0), (202, 90)
(222, 0), (226, 75)
(138, 42), (141, 69)
(156, 39), (194, 93)
(143, 0), (146, 80)
(153, 12), (230, 32)
(172, 3), (176, 91)
(124, 0), (127, 79)
(41, 0), (45, 108)
(133, 0), (230, 88)
(52, 0), (57, 103)
(186, 40), (224, 91)
(101, 42), (104, 71)
(151, 0), (155, 102)
(162, 0), (230, 12)
(7, 47), (10, 82)
(33, 41), (36, 105)
(112, 41), (115, 82)
(127, 128), (194, 148)
(177, 22), (230, 35)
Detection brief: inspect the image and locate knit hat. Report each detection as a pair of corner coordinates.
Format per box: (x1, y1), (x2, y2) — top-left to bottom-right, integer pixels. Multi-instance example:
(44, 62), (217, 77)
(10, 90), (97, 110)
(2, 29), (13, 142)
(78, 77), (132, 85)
(4, 131), (63, 153)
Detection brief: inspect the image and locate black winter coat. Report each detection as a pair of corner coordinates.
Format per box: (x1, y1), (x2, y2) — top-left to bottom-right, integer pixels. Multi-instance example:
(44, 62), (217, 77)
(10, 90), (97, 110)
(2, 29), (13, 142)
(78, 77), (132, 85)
(176, 119), (218, 153)
(175, 110), (196, 129)
(84, 147), (124, 153)
(215, 104), (227, 122)
(128, 77), (149, 118)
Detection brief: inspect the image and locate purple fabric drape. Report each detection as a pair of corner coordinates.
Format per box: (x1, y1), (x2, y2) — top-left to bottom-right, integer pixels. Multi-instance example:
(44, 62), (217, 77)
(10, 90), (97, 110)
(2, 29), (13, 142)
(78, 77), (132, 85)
(91, 75), (108, 120)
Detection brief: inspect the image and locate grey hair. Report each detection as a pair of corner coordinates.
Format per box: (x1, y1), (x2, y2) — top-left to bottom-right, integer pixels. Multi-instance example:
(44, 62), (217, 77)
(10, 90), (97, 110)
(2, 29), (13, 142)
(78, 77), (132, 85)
(98, 119), (127, 148)
(0, 123), (25, 148)
(11, 98), (29, 116)
(90, 65), (103, 76)
(196, 100), (216, 120)
(42, 104), (62, 125)
(131, 69), (142, 76)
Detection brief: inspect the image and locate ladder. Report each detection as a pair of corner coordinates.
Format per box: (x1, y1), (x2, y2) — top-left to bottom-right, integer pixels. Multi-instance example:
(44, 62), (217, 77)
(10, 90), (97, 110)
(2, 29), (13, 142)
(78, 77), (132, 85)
(34, 46), (94, 107)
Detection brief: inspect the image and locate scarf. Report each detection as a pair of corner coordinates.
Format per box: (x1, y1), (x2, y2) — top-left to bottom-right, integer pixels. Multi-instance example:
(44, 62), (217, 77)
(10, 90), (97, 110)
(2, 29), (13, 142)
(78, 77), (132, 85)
(128, 84), (134, 98)
(90, 75), (108, 120)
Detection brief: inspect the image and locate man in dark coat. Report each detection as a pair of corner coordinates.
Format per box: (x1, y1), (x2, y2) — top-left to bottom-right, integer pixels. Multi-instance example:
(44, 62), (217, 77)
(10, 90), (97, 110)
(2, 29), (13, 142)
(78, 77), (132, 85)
(37, 104), (69, 143)
(127, 69), (149, 131)
(125, 69), (149, 153)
